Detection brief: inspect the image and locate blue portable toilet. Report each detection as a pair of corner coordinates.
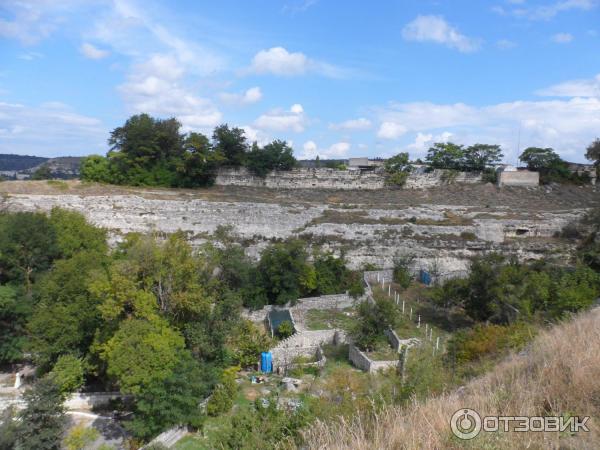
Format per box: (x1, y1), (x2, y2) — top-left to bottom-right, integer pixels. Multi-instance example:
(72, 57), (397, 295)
(420, 269), (432, 286)
(261, 352), (272, 373)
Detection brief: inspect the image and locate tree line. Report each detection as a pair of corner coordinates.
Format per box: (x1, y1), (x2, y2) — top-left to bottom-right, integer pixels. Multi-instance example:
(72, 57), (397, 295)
(0, 209), (362, 447)
(80, 114), (297, 187)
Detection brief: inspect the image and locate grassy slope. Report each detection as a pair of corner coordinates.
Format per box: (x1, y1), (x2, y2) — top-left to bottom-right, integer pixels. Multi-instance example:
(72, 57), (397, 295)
(303, 307), (600, 449)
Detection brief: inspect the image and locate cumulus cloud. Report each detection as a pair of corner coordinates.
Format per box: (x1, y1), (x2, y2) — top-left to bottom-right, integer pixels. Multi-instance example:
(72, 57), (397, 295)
(254, 104), (306, 132)
(376, 96), (600, 162)
(329, 117), (372, 131)
(0, 101), (106, 156)
(119, 53), (222, 131)
(402, 15), (481, 53)
(377, 121), (408, 139)
(80, 42), (110, 59)
(552, 32), (574, 43)
(219, 87), (263, 105)
(536, 73), (600, 97)
(246, 46), (350, 78)
(298, 140), (350, 159)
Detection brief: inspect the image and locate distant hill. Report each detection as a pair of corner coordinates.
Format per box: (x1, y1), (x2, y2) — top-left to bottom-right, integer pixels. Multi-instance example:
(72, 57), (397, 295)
(0, 154), (83, 180)
(0, 154), (48, 171)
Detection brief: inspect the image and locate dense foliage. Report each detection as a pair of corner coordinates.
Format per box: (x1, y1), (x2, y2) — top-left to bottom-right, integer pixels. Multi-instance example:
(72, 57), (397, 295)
(425, 142), (503, 172)
(518, 147), (590, 184)
(0, 208), (364, 445)
(431, 254), (600, 323)
(80, 114), (297, 187)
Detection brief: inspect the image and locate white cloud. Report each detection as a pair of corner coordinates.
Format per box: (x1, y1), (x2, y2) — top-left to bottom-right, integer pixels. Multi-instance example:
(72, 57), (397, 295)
(377, 121), (408, 139)
(375, 95), (600, 162)
(552, 32), (574, 43)
(246, 46), (349, 78)
(402, 15), (481, 53)
(219, 87), (263, 105)
(507, 0), (596, 20)
(18, 52), (43, 61)
(329, 117), (372, 131)
(0, 101), (106, 156)
(496, 39), (517, 49)
(254, 104), (306, 132)
(406, 131), (453, 154)
(80, 42), (110, 59)
(241, 125), (271, 146)
(249, 47), (309, 76)
(119, 52), (222, 131)
(298, 140), (350, 159)
(536, 73), (600, 97)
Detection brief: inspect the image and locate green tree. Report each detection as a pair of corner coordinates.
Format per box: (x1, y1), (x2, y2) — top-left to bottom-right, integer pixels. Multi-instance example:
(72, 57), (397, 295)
(49, 208), (107, 258)
(0, 407), (19, 450)
(101, 318), (185, 394)
(213, 124), (248, 166)
(30, 164), (53, 180)
(177, 132), (223, 187)
(393, 254), (414, 289)
(351, 297), (400, 351)
(0, 212), (59, 289)
(64, 424), (99, 450)
(246, 140), (296, 177)
(28, 251), (105, 370)
(0, 285), (29, 364)
(48, 355), (84, 395)
(79, 155), (112, 183)
(207, 366), (238, 416)
(17, 378), (66, 450)
(585, 138), (600, 169)
(384, 152), (412, 186)
(126, 352), (211, 440)
(107, 114), (184, 186)
(257, 240), (312, 305)
(518, 147), (562, 170)
(463, 144), (503, 171)
(425, 142), (465, 170)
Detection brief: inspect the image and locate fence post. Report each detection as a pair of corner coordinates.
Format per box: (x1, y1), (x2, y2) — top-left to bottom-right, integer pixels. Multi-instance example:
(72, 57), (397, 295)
(417, 315), (421, 328)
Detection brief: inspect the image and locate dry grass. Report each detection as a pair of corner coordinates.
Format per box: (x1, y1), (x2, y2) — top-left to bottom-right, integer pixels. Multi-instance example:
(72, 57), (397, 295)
(303, 308), (600, 449)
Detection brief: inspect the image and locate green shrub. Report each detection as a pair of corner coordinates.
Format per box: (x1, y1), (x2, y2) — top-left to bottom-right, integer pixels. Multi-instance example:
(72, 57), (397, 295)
(276, 320), (294, 339)
(48, 355), (84, 394)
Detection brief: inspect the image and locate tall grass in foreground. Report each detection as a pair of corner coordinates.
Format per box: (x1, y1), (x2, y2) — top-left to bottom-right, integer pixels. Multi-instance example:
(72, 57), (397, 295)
(303, 308), (600, 449)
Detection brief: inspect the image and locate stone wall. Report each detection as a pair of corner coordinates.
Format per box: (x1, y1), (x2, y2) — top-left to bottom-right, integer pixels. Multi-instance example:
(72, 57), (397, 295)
(404, 169), (482, 189)
(498, 170), (539, 187)
(384, 329), (421, 352)
(215, 167), (385, 190)
(64, 392), (128, 411)
(215, 167), (485, 191)
(270, 329), (346, 372)
(348, 344), (399, 373)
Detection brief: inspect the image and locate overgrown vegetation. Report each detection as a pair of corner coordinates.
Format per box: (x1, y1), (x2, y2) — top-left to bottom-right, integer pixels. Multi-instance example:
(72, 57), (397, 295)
(80, 114), (297, 187)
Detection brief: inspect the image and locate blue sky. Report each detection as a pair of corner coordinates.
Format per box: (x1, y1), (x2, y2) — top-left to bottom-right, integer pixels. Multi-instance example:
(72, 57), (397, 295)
(1, 0), (599, 163)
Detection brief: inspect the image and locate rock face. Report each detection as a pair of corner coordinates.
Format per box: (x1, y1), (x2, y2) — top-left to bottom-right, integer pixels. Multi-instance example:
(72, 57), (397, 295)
(215, 167), (484, 190)
(1, 186), (586, 274)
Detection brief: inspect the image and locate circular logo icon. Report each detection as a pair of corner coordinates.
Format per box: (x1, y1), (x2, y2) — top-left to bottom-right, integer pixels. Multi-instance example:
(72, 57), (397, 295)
(451, 408), (482, 440)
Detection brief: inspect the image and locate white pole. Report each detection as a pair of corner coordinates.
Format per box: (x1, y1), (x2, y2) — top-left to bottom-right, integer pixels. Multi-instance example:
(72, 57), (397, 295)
(425, 323), (428, 335)
(388, 285), (391, 296)
(417, 315), (421, 328)
(377, 273), (380, 282)
(402, 300), (405, 314)
(430, 328), (433, 341)
(436, 336), (440, 350)
(410, 307), (413, 320)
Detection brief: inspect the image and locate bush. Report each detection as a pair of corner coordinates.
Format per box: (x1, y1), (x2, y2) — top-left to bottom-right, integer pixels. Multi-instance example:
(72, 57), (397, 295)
(206, 366), (239, 417)
(48, 355), (84, 394)
(446, 323), (535, 365)
(393, 254), (414, 289)
(276, 320), (294, 339)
